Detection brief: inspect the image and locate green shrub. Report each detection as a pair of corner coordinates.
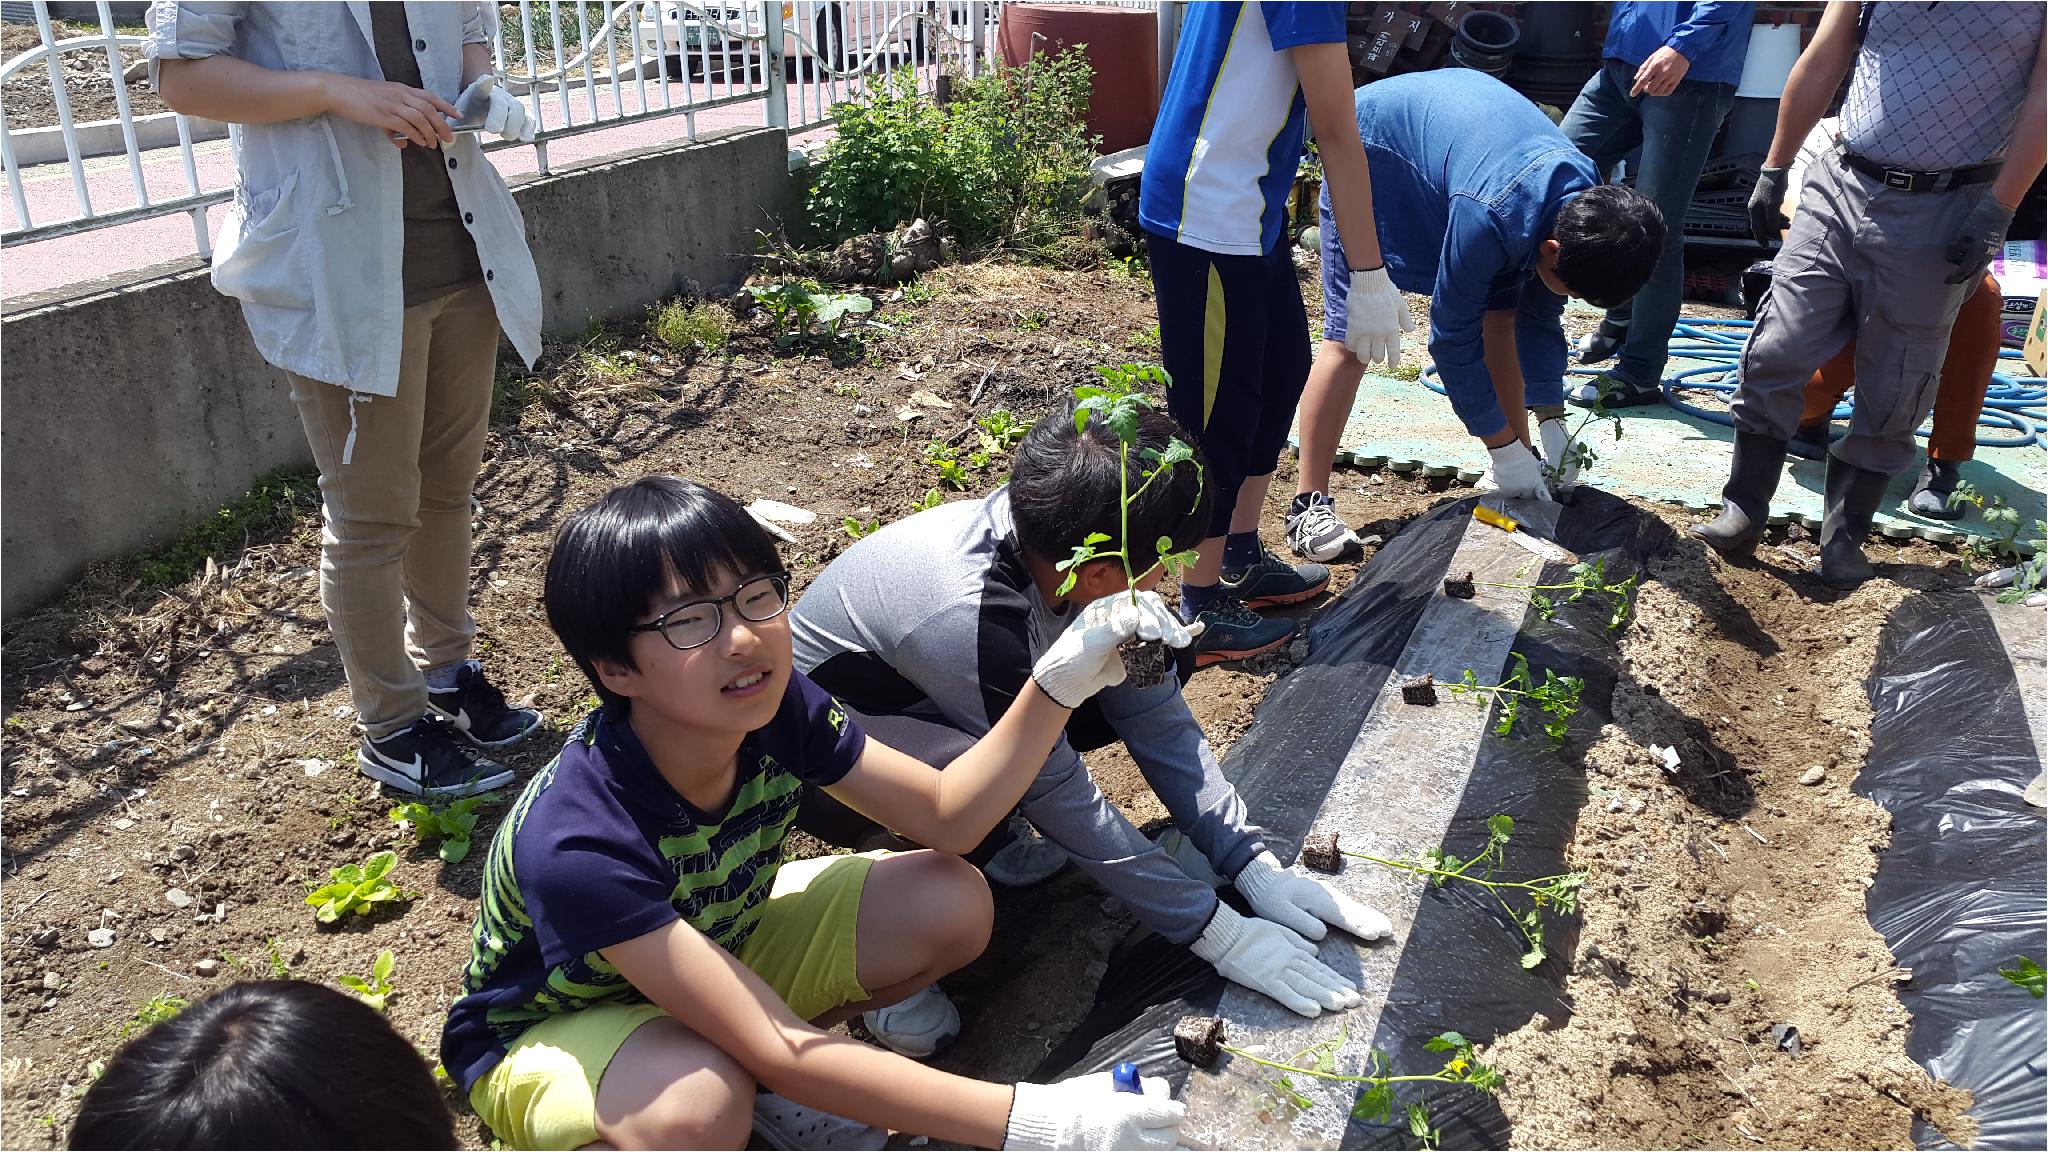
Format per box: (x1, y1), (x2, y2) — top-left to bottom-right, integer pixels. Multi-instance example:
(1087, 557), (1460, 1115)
(649, 298), (730, 354)
(804, 52), (1099, 260)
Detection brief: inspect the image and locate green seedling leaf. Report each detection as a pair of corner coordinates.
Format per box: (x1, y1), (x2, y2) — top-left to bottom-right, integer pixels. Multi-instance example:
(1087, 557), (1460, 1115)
(306, 851), (417, 924)
(1999, 956), (2045, 998)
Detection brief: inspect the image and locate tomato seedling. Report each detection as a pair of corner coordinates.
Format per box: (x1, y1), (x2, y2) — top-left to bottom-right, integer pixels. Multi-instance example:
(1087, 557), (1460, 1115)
(306, 849), (417, 924)
(1453, 556), (1638, 632)
(1343, 814), (1587, 970)
(1192, 1024), (1503, 1149)
(1450, 652), (1584, 746)
(1053, 364), (1205, 598)
(389, 795), (494, 864)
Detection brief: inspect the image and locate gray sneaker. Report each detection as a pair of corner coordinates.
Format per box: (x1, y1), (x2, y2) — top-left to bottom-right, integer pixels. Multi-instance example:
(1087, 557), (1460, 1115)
(1286, 491), (1363, 562)
(983, 814), (1068, 886)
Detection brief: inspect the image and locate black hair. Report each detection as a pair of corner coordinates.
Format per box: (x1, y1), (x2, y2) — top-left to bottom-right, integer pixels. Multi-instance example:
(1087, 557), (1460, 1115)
(69, 980), (456, 1150)
(545, 475), (783, 709)
(1008, 403), (1212, 577)
(1551, 184), (1666, 310)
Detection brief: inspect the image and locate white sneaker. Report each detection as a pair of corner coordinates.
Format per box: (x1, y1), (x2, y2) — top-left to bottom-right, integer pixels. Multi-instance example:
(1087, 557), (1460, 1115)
(861, 983), (961, 1058)
(1285, 491), (1363, 562)
(752, 1091), (887, 1151)
(983, 814), (1067, 887)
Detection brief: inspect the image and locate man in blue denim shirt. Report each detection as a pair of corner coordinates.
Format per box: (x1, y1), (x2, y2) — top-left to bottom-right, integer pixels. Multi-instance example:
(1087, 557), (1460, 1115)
(1561, 2), (1754, 408)
(1288, 71), (1664, 552)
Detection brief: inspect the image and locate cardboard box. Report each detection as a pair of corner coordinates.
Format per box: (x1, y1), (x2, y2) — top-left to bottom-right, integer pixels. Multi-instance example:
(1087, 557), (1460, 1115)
(2024, 288), (2048, 378)
(1992, 239), (2047, 349)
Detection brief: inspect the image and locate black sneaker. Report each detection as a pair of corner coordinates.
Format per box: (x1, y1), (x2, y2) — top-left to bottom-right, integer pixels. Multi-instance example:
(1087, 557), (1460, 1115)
(1186, 597), (1298, 668)
(1220, 547), (1330, 609)
(358, 717), (516, 798)
(428, 660), (543, 749)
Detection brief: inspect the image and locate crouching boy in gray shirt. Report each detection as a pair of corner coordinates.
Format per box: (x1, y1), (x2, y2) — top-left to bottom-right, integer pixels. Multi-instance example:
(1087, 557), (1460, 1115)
(791, 400), (1392, 1035)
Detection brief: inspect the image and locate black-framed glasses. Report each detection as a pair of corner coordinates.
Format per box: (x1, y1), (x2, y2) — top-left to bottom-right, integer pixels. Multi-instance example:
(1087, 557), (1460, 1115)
(627, 573), (791, 652)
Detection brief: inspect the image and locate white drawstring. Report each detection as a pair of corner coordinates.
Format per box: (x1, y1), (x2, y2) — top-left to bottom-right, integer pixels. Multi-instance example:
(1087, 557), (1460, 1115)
(341, 391), (371, 465)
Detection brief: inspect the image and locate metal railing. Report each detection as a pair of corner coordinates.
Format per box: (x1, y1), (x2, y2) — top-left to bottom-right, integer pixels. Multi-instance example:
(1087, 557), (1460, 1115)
(1, 0), (1040, 254)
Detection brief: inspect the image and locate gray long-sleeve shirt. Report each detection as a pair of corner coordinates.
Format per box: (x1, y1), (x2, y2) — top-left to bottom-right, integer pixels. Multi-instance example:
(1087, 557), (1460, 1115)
(790, 488), (1265, 943)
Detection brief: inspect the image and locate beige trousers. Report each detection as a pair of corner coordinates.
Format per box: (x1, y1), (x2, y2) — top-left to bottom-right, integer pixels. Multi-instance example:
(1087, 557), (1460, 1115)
(290, 283), (499, 738)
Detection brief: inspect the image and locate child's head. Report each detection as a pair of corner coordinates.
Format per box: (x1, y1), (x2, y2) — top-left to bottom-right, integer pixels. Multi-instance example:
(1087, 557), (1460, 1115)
(1008, 404), (1212, 599)
(68, 980), (455, 1150)
(1539, 184), (1666, 308)
(545, 476), (791, 733)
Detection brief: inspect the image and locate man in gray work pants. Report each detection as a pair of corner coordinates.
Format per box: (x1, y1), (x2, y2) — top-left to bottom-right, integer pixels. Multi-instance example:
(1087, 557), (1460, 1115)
(1695, 0), (2046, 588)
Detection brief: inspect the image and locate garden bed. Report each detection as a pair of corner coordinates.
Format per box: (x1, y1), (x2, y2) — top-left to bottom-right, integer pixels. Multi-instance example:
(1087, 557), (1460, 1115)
(0, 259), (2008, 1148)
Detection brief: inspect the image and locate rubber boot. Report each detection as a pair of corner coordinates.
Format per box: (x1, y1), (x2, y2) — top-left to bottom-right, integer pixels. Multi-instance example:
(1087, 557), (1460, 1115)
(1818, 455), (1892, 590)
(1691, 431), (1788, 558)
(1906, 458), (1964, 520)
(1787, 419), (1831, 461)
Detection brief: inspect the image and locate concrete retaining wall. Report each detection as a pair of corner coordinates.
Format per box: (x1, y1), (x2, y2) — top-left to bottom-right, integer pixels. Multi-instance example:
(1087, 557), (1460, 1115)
(2, 125), (795, 619)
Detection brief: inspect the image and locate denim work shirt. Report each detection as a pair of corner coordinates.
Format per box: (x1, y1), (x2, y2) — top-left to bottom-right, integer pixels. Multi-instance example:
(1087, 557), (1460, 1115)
(1601, 2), (1755, 87)
(1351, 71), (1598, 439)
(148, 2), (542, 398)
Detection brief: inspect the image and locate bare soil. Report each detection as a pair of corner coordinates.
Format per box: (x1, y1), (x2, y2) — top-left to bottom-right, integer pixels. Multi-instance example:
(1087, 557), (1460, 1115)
(0, 258), (1979, 1148)
(1486, 524), (1979, 1150)
(2, 22), (168, 133)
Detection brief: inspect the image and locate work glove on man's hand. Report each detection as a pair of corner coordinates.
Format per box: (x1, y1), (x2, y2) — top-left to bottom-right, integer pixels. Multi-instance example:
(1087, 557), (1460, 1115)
(456, 74), (534, 144)
(1190, 904), (1362, 1018)
(1480, 440), (1555, 503)
(1945, 195), (2015, 285)
(1344, 265), (1413, 370)
(1235, 851), (1394, 943)
(1004, 1073), (1183, 1151)
(1537, 416), (1581, 494)
(1748, 166), (1790, 247)
(1031, 591), (1200, 709)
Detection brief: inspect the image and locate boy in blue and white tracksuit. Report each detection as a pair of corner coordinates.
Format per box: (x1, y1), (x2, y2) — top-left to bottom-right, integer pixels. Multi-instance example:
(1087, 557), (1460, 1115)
(1139, 1), (1408, 666)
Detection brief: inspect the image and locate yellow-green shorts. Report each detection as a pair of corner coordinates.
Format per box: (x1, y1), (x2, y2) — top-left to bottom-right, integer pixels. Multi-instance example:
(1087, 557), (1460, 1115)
(469, 851), (886, 1150)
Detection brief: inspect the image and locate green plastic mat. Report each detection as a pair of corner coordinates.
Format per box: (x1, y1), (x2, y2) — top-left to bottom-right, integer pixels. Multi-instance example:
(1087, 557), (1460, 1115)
(1292, 335), (2047, 548)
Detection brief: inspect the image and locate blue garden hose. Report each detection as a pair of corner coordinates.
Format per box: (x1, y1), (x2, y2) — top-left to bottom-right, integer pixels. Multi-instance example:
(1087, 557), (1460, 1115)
(1420, 316), (2048, 450)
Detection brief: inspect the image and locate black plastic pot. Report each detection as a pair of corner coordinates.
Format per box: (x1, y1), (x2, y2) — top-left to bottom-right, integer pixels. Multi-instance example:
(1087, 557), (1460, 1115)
(1449, 10), (1519, 76)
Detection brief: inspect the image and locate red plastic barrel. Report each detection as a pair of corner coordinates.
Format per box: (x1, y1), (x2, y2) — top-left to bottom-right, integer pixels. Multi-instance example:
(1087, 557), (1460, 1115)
(997, 4), (1159, 153)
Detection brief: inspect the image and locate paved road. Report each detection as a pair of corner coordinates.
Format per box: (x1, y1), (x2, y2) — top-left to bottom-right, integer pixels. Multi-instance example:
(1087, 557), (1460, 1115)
(2, 71), (846, 301)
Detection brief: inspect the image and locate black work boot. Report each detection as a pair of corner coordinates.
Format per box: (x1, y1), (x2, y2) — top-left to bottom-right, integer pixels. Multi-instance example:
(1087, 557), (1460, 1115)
(1787, 419), (1831, 461)
(1691, 432), (1788, 559)
(1906, 458), (1964, 520)
(1818, 455), (1893, 590)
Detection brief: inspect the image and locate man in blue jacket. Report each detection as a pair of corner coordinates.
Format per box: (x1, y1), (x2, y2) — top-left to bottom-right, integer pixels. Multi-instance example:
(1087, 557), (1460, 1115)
(1288, 70), (1664, 554)
(1562, 2), (1755, 408)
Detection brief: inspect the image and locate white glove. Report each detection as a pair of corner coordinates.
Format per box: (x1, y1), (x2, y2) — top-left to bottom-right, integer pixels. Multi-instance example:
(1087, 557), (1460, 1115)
(1537, 417), (1579, 494)
(1189, 903), (1361, 1018)
(1235, 850), (1393, 943)
(1030, 591), (1200, 709)
(1004, 1074), (1184, 1151)
(1343, 265), (1412, 370)
(457, 74), (534, 144)
(1480, 440), (1555, 503)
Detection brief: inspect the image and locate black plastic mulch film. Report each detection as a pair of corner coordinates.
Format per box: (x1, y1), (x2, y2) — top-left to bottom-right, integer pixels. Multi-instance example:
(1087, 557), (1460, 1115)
(1859, 591), (2046, 1150)
(1029, 493), (2046, 1148)
(1032, 492), (1669, 1148)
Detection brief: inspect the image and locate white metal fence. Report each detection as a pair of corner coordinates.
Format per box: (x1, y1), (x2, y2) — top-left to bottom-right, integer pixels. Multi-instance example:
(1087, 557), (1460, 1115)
(1, 0), (1070, 255)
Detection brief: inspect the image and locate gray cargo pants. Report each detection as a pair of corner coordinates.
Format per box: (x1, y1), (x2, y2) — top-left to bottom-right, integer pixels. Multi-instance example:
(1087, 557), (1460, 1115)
(1730, 149), (1984, 475)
